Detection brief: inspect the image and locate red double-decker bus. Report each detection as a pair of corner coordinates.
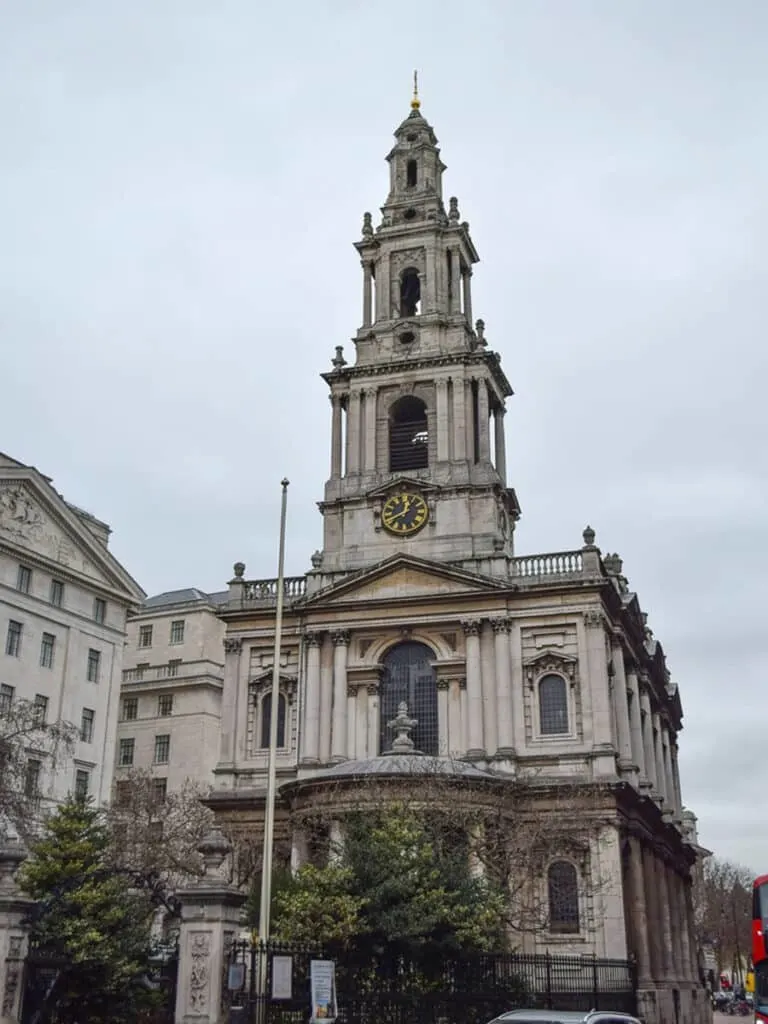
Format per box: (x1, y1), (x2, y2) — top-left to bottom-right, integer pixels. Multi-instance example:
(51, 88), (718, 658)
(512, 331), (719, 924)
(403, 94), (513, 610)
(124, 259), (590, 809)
(753, 875), (768, 1021)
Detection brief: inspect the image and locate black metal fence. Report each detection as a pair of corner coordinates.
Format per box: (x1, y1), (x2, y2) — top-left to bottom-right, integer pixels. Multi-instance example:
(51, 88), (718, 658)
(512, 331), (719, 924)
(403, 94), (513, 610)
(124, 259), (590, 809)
(225, 940), (637, 1024)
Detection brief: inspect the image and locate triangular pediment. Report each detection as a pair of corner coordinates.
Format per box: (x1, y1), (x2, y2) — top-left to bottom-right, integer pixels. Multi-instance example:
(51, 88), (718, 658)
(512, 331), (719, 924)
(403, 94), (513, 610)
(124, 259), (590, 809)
(0, 463), (144, 603)
(304, 554), (506, 607)
(366, 476), (441, 499)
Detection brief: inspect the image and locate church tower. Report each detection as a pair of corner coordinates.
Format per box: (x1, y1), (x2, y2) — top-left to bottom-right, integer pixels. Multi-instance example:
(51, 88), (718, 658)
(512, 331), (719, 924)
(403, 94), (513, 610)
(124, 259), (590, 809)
(318, 84), (520, 577)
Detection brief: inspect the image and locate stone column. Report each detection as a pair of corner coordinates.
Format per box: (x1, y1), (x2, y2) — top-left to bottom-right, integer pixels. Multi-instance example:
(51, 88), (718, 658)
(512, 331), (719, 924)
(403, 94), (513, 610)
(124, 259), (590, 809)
(364, 388), (377, 472)
(219, 637), (243, 765)
(330, 631), (350, 762)
(366, 683), (379, 757)
(651, 712), (668, 810)
(437, 679), (450, 756)
(671, 740), (684, 819)
(425, 246), (437, 314)
(642, 845), (663, 983)
(362, 260), (373, 327)
(626, 668), (648, 787)
(345, 390), (361, 476)
(175, 829), (245, 1024)
(673, 872), (692, 979)
(450, 248), (461, 313)
(452, 376), (467, 460)
(662, 731), (677, 819)
(462, 621), (484, 757)
(459, 679), (469, 753)
(656, 858), (675, 981)
(318, 634), (333, 763)
(509, 621), (526, 754)
(480, 620), (497, 756)
(611, 641), (635, 780)
(477, 379), (491, 463)
(376, 252), (390, 320)
(627, 837), (652, 984)
(493, 618), (514, 756)
(448, 678), (463, 756)
(494, 408), (507, 485)
(667, 868), (684, 981)
(301, 632), (322, 765)
(290, 828), (309, 873)
(462, 268), (473, 325)
(464, 380), (475, 460)
(0, 838), (34, 1024)
(639, 688), (656, 792)
(435, 379), (450, 462)
(683, 878), (701, 981)
(330, 394), (343, 478)
(346, 686), (357, 762)
(583, 610), (615, 771)
(355, 687), (368, 758)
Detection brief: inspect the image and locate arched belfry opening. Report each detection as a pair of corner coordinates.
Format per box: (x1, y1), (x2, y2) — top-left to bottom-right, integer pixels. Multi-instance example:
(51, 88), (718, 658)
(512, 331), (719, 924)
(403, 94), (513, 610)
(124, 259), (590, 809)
(406, 159), (418, 187)
(379, 642), (438, 756)
(400, 267), (421, 317)
(389, 396), (429, 471)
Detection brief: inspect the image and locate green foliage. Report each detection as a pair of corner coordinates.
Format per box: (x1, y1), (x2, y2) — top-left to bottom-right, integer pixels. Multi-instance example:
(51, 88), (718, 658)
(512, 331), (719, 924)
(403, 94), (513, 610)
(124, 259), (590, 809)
(272, 804), (506, 958)
(18, 797), (161, 1024)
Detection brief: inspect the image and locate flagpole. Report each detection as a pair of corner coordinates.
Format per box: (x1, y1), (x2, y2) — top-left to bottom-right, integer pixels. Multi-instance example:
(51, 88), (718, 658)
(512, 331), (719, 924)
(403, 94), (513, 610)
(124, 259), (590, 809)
(257, 478), (289, 1001)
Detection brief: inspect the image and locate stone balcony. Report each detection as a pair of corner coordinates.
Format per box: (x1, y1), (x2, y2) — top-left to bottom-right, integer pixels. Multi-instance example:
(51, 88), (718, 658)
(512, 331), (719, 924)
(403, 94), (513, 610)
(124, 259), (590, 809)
(122, 658), (224, 685)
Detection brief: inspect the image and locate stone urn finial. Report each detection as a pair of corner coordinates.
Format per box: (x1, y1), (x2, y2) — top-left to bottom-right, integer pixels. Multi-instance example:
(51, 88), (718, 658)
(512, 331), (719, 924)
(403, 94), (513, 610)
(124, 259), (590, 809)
(0, 836), (28, 895)
(310, 550), (323, 570)
(197, 827), (232, 882)
(233, 561), (245, 580)
(387, 701), (418, 753)
(332, 345), (347, 370)
(448, 196), (460, 223)
(362, 211), (374, 238)
(582, 525), (596, 549)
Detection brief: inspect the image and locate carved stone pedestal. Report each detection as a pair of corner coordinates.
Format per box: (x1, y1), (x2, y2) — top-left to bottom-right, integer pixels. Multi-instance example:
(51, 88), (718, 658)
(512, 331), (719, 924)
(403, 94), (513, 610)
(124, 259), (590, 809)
(175, 829), (245, 1024)
(0, 837), (34, 1024)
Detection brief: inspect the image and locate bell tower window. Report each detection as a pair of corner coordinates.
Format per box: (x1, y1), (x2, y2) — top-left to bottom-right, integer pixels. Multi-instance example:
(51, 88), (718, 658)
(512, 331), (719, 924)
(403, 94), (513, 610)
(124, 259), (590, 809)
(406, 159), (418, 188)
(400, 267), (421, 317)
(389, 396), (428, 472)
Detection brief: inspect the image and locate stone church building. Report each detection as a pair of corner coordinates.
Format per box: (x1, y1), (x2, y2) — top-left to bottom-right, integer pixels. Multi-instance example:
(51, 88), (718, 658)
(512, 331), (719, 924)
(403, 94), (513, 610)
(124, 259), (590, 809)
(209, 95), (707, 1024)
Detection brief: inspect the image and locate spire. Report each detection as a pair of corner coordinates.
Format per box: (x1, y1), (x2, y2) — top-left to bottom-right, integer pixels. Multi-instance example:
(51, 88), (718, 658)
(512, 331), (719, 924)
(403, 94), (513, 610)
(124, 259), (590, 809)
(411, 70), (420, 111)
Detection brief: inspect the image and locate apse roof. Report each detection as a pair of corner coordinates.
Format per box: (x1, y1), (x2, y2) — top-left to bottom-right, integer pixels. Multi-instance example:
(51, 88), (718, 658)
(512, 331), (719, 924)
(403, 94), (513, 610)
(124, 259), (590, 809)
(308, 754), (495, 782)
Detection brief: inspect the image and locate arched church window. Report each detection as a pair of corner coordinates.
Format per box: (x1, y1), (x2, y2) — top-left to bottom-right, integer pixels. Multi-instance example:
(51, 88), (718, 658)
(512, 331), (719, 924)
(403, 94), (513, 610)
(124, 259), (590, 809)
(400, 267), (421, 317)
(547, 860), (580, 933)
(406, 159), (418, 187)
(389, 396), (428, 472)
(259, 691), (287, 749)
(538, 674), (569, 736)
(379, 642), (438, 756)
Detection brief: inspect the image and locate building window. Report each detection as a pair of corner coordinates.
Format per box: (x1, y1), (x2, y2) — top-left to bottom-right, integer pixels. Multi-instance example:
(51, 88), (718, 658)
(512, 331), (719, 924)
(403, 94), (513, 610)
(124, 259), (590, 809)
(169, 620), (185, 644)
(406, 158), (418, 187)
(389, 396), (429, 471)
(50, 580), (64, 607)
(259, 692), (287, 750)
(0, 684), (14, 717)
(158, 694), (173, 717)
(74, 769), (90, 801)
(25, 759), (42, 799)
(138, 625), (153, 648)
(538, 674), (569, 736)
(80, 708), (94, 743)
(93, 599), (106, 624)
(17, 565), (32, 594)
(548, 860), (580, 934)
(5, 621), (22, 658)
(167, 660), (181, 678)
(86, 649), (101, 683)
(33, 694), (49, 727)
(119, 738), (135, 766)
(379, 641), (438, 755)
(122, 697), (138, 721)
(399, 266), (421, 317)
(154, 734), (170, 764)
(40, 633), (56, 669)
(151, 777), (167, 803)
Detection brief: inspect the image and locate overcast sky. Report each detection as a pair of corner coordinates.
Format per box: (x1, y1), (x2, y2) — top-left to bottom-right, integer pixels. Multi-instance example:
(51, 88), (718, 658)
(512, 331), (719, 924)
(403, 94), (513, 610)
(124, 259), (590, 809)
(2, 1), (766, 869)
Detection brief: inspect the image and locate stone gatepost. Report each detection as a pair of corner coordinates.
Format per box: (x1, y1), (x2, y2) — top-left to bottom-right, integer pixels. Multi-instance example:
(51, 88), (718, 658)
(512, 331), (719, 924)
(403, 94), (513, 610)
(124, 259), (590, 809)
(175, 828), (245, 1024)
(0, 837), (34, 1024)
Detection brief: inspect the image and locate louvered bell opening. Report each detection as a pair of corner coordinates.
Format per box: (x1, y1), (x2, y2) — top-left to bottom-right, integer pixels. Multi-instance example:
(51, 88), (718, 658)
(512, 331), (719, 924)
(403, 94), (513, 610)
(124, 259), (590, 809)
(389, 397), (429, 471)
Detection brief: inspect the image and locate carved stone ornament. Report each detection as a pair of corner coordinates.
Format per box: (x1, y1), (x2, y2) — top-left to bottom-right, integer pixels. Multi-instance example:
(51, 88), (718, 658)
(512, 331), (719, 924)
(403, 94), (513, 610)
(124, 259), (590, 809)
(387, 701), (418, 753)
(2, 959), (21, 1018)
(305, 630), (323, 648)
(0, 484), (90, 573)
(390, 247), (426, 276)
(436, 678), (450, 691)
(491, 617), (512, 634)
(249, 672), (298, 704)
(583, 609), (604, 630)
(366, 682), (379, 696)
(223, 637), (243, 655)
(331, 630), (351, 647)
(524, 649), (578, 688)
(461, 619), (481, 637)
(188, 932), (211, 1013)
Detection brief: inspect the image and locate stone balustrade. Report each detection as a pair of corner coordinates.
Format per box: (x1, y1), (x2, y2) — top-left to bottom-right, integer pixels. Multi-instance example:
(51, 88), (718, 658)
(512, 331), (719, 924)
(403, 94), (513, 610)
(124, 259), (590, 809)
(511, 549), (585, 581)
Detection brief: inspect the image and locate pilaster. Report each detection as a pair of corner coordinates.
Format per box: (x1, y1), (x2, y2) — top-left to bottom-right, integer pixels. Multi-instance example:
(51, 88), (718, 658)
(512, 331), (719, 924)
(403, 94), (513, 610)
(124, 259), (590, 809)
(492, 617), (515, 756)
(218, 637), (243, 767)
(330, 631), (350, 762)
(0, 839), (34, 1024)
(300, 631), (322, 765)
(462, 620), (484, 758)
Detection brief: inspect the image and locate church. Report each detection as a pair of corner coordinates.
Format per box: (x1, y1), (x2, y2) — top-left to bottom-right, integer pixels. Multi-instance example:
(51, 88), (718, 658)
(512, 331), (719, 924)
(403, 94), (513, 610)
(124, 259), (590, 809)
(208, 92), (707, 1024)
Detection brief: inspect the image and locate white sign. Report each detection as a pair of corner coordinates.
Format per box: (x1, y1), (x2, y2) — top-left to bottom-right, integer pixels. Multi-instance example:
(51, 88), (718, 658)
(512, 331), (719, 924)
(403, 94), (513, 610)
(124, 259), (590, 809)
(272, 955), (293, 1000)
(310, 959), (337, 1023)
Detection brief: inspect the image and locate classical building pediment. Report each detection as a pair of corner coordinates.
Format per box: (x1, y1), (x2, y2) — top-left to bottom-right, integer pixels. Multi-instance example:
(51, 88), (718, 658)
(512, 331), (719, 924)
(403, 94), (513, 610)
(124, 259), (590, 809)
(365, 476), (442, 499)
(0, 462), (144, 602)
(304, 553), (506, 607)
(523, 648), (579, 684)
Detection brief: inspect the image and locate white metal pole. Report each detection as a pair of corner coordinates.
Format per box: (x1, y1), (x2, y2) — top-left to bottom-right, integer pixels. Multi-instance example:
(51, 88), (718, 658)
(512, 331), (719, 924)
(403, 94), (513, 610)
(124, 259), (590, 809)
(258, 477), (290, 945)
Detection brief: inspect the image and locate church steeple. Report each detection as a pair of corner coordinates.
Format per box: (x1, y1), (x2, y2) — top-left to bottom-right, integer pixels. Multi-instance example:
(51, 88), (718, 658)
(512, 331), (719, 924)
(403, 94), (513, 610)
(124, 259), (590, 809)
(318, 91), (520, 578)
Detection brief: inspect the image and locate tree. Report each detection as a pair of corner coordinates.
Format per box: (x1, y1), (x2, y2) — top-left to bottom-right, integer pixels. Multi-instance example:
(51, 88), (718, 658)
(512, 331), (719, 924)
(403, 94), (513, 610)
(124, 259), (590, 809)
(0, 696), (77, 840)
(273, 801), (507, 956)
(694, 856), (754, 977)
(17, 797), (163, 1024)
(106, 768), (214, 886)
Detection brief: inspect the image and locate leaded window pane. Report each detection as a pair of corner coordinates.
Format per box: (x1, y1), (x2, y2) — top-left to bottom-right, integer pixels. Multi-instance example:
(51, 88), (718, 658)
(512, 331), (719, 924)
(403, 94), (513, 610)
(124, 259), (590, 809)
(379, 642), (438, 755)
(539, 674), (569, 735)
(548, 860), (580, 933)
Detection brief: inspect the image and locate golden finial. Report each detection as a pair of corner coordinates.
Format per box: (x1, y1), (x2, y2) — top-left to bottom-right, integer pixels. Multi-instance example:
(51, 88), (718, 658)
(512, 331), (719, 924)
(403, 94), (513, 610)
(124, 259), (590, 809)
(411, 69), (420, 110)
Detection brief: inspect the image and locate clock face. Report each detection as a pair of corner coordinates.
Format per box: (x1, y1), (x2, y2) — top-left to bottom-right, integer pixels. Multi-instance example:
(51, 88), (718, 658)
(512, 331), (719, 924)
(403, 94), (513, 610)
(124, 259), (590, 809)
(381, 492), (429, 536)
